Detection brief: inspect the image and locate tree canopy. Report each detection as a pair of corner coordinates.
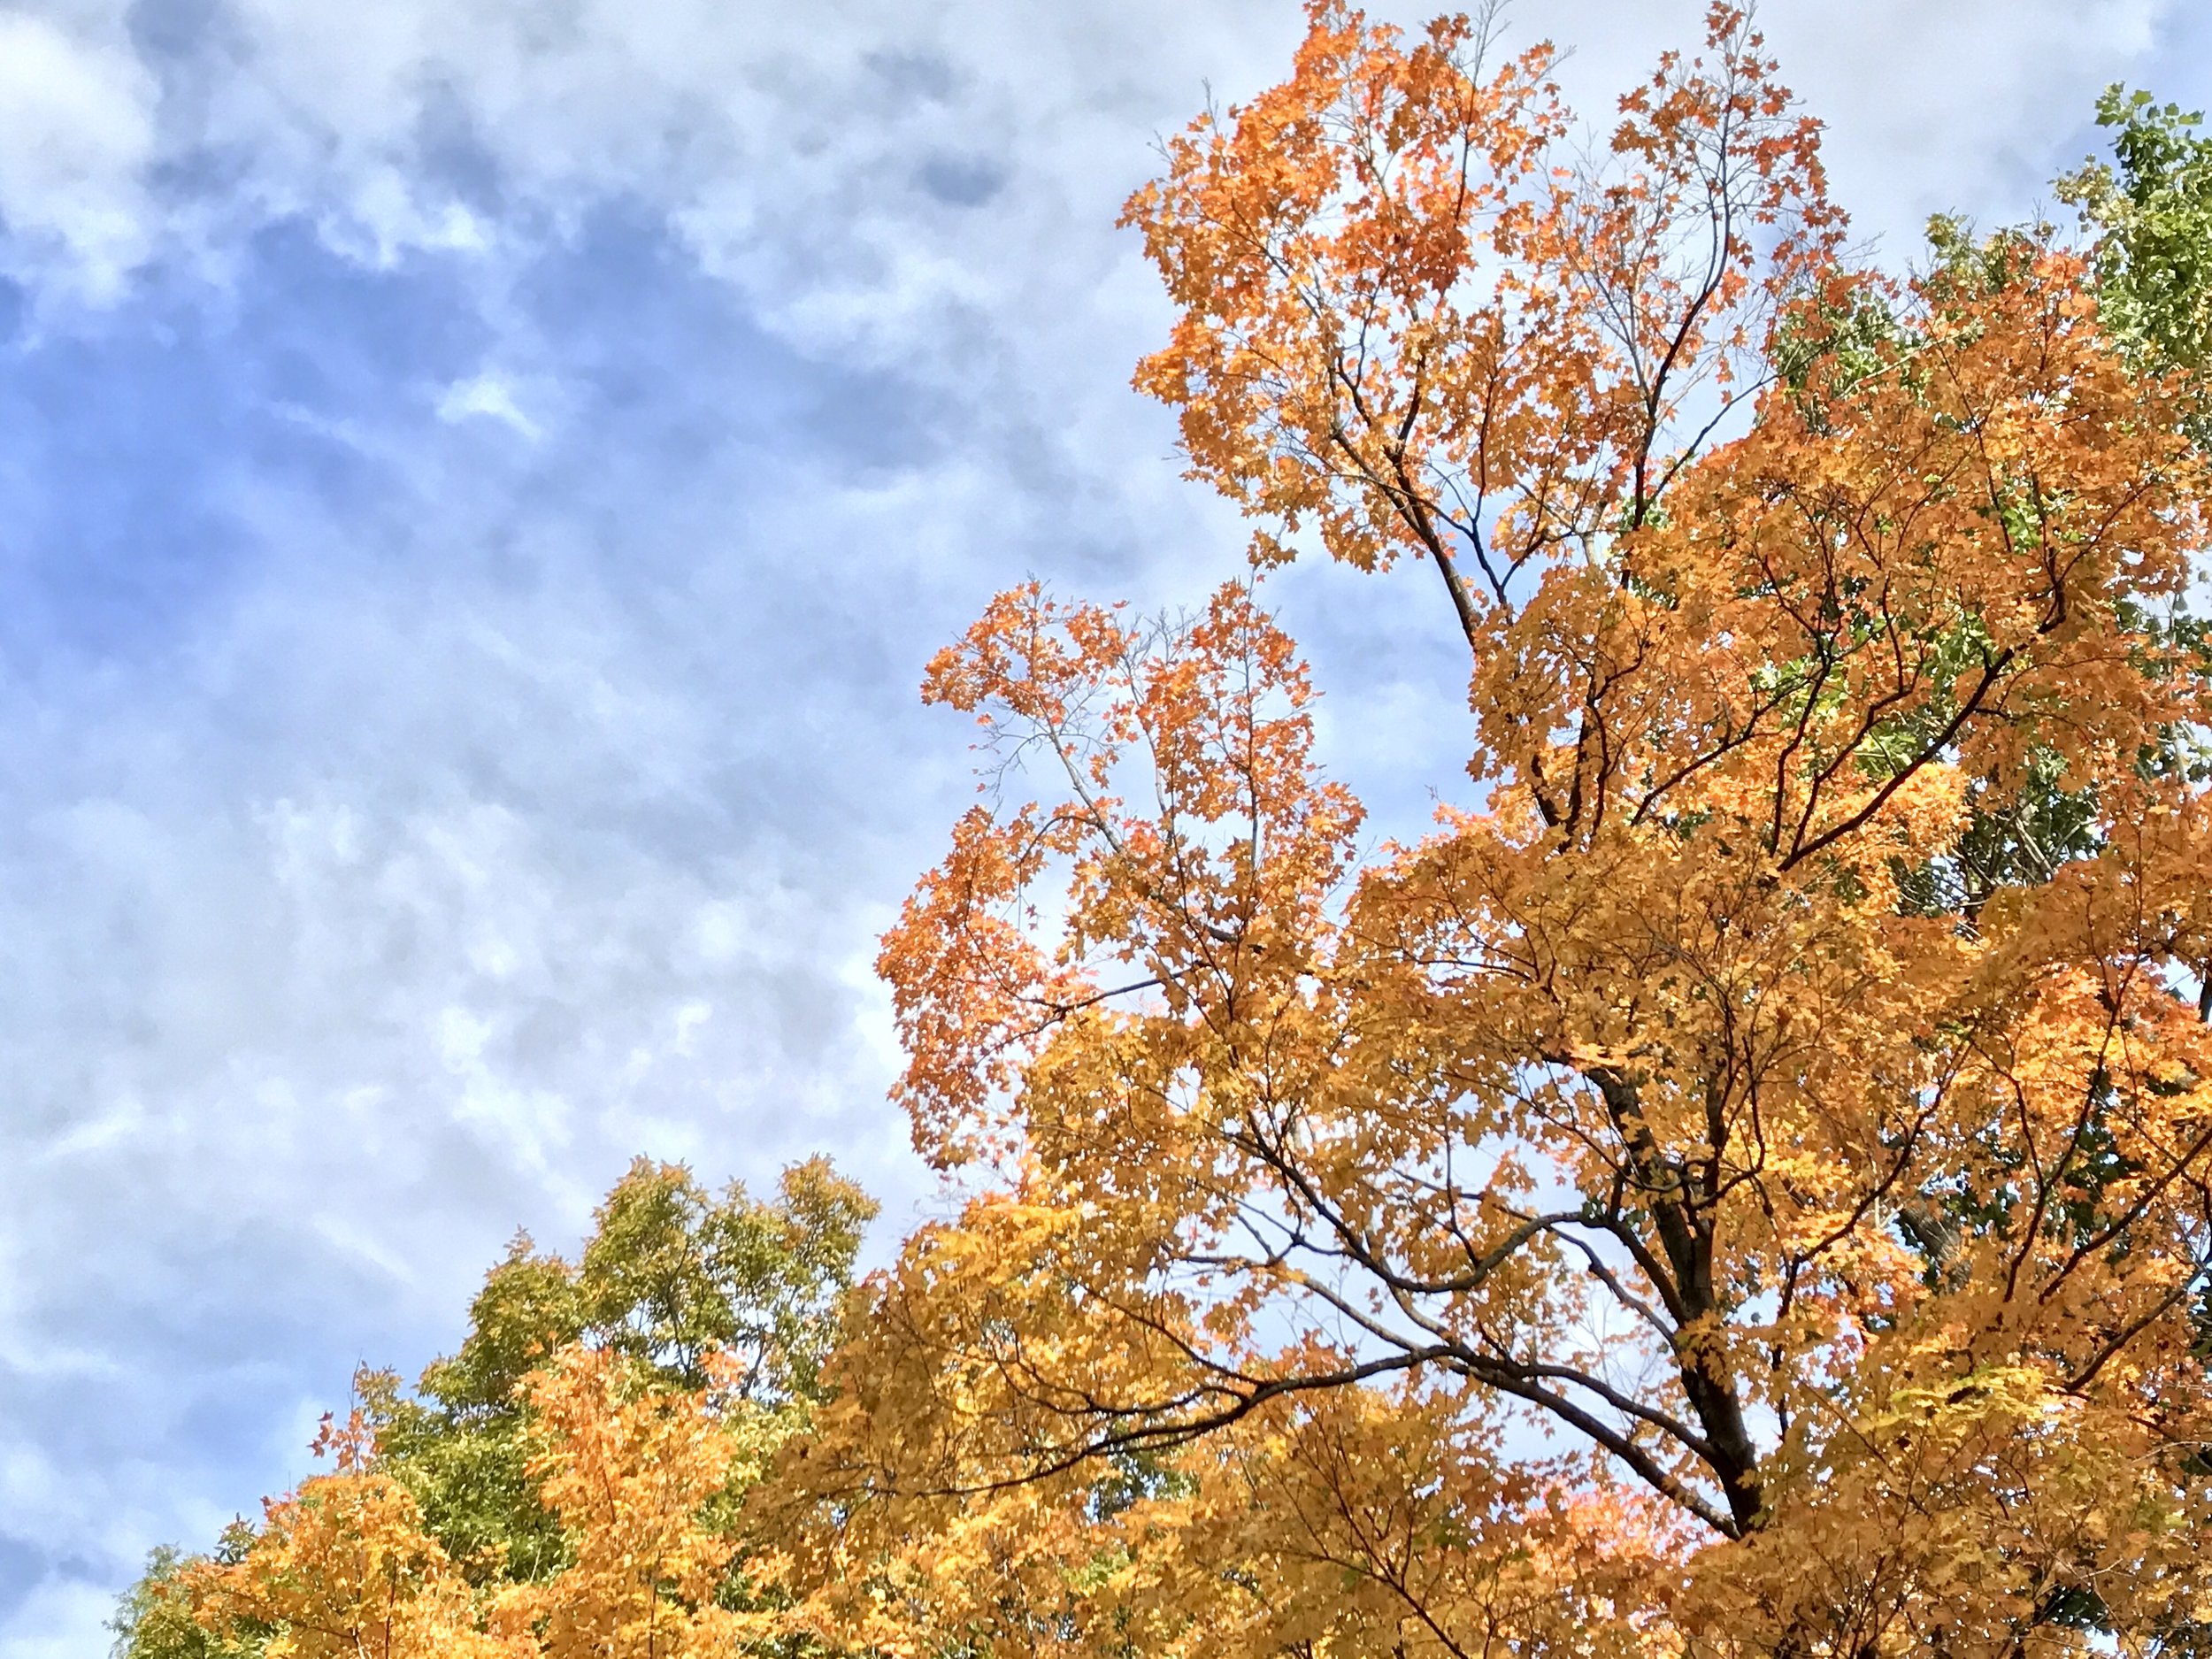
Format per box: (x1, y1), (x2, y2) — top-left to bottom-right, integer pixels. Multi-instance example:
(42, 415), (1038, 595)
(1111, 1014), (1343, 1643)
(803, 7), (2212, 1656)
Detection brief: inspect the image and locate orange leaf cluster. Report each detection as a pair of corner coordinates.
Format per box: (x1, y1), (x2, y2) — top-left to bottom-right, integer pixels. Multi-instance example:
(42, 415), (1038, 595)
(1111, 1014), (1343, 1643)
(183, 1349), (756, 1658)
(181, 1414), (517, 1659)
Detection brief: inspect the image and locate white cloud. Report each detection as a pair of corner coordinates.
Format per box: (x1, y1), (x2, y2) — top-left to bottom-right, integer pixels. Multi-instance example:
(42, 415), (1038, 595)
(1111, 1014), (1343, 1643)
(0, 12), (156, 299)
(0, 1577), (119, 1659)
(436, 369), (541, 436)
(1764, 0), (2172, 235)
(0, 0), (2192, 326)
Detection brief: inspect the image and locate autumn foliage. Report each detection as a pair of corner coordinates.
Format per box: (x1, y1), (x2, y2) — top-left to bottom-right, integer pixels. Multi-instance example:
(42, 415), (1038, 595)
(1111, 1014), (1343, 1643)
(127, 5), (2212, 1659)
(175, 1351), (767, 1659)
(825, 4), (2212, 1656)
(117, 1159), (871, 1659)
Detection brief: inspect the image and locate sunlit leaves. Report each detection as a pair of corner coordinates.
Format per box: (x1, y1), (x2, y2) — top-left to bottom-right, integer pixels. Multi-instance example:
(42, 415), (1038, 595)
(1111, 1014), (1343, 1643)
(818, 5), (2212, 1656)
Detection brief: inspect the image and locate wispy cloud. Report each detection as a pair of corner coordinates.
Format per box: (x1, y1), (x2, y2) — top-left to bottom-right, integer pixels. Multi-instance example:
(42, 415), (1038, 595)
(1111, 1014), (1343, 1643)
(0, 11), (156, 301)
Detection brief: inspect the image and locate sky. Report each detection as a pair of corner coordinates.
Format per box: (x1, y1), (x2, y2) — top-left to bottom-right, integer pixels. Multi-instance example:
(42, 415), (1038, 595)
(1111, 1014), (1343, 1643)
(0, 0), (2208, 1650)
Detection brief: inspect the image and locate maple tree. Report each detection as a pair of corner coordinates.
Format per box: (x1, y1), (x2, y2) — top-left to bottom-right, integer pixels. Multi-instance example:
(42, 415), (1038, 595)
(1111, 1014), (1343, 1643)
(165, 1350), (766, 1659)
(790, 6), (2212, 1657)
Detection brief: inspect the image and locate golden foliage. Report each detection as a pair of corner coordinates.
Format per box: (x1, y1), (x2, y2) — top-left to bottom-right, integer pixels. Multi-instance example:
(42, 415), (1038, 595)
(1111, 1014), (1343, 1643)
(487, 1347), (761, 1657)
(184, 1351), (761, 1658)
(803, 4), (2212, 1656)
(182, 1415), (520, 1659)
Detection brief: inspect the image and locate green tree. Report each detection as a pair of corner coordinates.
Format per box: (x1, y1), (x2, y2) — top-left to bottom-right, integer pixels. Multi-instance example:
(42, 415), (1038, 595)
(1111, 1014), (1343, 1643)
(2062, 86), (2212, 399)
(372, 1155), (874, 1584)
(111, 1156), (874, 1656)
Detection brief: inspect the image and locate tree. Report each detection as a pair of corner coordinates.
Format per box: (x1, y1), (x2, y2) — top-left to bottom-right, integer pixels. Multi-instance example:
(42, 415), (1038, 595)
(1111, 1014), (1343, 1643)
(368, 1155), (873, 1586)
(166, 1352), (768, 1659)
(173, 1413), (516, 1659)
(795, 5), (2212, 1655)
(111, 1157), (873, 1658)
(483, 1345), (770, 1659)
(2060, 86), (2212, 403)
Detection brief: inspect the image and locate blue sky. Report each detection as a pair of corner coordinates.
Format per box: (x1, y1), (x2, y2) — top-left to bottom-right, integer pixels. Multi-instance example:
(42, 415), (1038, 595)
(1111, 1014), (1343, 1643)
(0, 0), (2207, 1649)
